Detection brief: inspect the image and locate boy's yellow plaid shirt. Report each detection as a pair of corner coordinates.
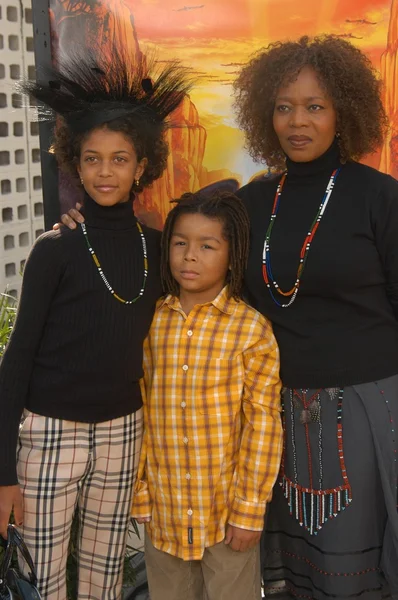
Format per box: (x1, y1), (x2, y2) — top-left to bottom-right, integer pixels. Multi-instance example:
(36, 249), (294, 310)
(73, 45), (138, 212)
(132, 286), (283, 560)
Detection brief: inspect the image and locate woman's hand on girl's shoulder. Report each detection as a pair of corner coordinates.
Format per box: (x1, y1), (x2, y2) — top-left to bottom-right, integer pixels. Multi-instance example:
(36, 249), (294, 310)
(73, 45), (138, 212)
(53, 203), (84, 231)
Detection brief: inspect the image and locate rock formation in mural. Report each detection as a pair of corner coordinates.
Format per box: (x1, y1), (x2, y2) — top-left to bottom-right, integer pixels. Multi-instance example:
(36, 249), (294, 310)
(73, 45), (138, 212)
(379, 0), (398, 178)
(135, 97), (207, 227)
(50, 0), (235, 225)
(49, 0), (398, 222)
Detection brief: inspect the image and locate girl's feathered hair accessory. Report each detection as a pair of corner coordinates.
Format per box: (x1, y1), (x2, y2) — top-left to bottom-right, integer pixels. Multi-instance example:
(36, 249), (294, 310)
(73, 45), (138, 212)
(21, 49), (193, 134)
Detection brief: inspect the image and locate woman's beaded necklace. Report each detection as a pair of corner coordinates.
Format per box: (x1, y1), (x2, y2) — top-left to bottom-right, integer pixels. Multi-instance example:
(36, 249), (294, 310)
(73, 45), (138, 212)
(262, 168), (340, 308)
(81, 221), (148, 305)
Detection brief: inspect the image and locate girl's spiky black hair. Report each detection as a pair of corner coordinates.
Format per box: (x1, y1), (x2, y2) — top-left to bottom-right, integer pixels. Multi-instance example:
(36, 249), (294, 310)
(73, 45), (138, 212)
(21, 48), (193, 134)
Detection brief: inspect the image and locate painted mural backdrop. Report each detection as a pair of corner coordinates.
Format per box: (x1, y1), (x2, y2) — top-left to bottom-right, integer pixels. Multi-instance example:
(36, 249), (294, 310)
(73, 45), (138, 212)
(48, 0), (398, 227)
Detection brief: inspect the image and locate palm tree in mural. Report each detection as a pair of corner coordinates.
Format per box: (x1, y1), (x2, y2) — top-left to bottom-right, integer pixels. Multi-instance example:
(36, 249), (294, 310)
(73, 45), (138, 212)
(54, 0), (100, 20)
(52, 0), (141, 64)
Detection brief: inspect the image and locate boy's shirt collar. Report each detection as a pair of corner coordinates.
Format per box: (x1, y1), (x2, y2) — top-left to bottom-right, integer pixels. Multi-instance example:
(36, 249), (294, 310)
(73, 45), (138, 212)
(159, 285), (238, 316)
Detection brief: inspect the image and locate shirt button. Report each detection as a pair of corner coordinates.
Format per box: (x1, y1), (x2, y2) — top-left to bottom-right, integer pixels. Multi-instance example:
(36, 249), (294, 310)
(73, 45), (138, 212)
(183, 437), (189, 444)
(187, 330), (193, 337)
(187, 509), (193, 516)
(181, 401), (186, 408)
(182, 364), (189, 371)
(185, 473), (191, 480)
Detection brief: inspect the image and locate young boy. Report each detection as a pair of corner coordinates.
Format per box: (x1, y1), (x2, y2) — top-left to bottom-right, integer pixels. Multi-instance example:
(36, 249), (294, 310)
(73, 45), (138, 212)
(132, 192), (283, 600)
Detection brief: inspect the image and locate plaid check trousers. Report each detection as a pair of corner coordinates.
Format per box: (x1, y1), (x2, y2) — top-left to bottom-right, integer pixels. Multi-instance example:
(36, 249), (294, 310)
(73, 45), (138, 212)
(17, 408), (143, 600)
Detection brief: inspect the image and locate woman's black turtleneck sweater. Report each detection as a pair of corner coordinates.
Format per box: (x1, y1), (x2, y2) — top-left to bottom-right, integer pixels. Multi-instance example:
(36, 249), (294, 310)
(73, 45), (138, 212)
(0, 194), (162, 485)
(238, 142), (398, 389)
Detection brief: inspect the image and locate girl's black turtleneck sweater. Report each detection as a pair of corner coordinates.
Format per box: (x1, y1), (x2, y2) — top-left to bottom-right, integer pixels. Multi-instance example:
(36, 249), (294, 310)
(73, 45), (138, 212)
(238, 142), (398, 389)
(0, 194), (162, 485)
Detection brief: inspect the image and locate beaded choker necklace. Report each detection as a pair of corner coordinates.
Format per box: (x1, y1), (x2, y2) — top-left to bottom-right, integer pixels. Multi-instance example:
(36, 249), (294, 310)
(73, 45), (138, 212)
(81, 221), (148, 304)
(262, 168), (340, 308)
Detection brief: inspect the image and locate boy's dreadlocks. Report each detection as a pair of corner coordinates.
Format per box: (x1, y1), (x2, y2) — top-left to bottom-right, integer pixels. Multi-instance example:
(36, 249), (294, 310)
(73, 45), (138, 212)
(161, 191), (250, 300)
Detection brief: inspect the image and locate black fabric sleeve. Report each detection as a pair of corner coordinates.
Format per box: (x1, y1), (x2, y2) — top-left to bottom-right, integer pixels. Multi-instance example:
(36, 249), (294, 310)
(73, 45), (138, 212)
(0, 231), (65, 485)
(371, 175), (398, 321)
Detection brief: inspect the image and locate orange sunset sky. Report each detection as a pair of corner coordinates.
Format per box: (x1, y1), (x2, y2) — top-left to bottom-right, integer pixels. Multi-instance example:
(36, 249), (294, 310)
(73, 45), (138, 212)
(53, 0), (394, 186)
(124, 0), (393, 183)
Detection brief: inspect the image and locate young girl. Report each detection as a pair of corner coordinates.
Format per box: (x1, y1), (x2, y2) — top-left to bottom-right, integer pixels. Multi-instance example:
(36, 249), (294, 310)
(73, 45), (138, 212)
(132, 192), (283, 600)
(0, 51), (190, 600)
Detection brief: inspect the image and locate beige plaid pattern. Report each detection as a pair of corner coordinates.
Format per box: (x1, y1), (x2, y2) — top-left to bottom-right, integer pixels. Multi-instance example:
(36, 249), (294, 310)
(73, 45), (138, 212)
(17, 408), (143, 600)
(132, 286), (282, 560)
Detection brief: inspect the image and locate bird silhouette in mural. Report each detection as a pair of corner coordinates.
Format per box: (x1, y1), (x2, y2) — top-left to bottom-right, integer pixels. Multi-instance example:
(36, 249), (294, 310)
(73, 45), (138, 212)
(346, 19), (377, 25)
(336, 33), (363, 39)
(173, 5), (205, 11)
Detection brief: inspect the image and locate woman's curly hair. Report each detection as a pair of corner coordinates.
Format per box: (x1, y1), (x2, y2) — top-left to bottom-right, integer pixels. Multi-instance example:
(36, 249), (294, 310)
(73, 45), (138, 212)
(233, 35), (388, 169)
(51, 115), (169, 193)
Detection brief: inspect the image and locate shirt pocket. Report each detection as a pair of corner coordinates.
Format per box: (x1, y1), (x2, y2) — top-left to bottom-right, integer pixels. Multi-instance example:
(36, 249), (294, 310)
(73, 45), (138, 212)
(196, 356), (244, 415)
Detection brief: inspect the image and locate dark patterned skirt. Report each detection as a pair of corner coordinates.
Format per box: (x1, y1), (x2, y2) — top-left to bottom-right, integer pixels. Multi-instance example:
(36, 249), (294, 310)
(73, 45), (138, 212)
(262, 375), (398, 600)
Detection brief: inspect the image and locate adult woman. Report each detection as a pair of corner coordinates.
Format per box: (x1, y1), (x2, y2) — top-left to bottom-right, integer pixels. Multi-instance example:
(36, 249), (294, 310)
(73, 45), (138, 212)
(234, 35), (398, 599)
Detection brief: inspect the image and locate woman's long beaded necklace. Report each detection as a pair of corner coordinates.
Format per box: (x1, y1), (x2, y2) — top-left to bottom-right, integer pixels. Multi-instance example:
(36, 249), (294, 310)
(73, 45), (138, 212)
(81, 221), (148, 304)
(262, 168), (340, 308)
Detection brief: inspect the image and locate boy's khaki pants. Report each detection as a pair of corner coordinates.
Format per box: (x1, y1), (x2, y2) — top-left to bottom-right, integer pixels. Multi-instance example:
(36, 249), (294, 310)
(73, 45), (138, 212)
(145, 532), (261, 600)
